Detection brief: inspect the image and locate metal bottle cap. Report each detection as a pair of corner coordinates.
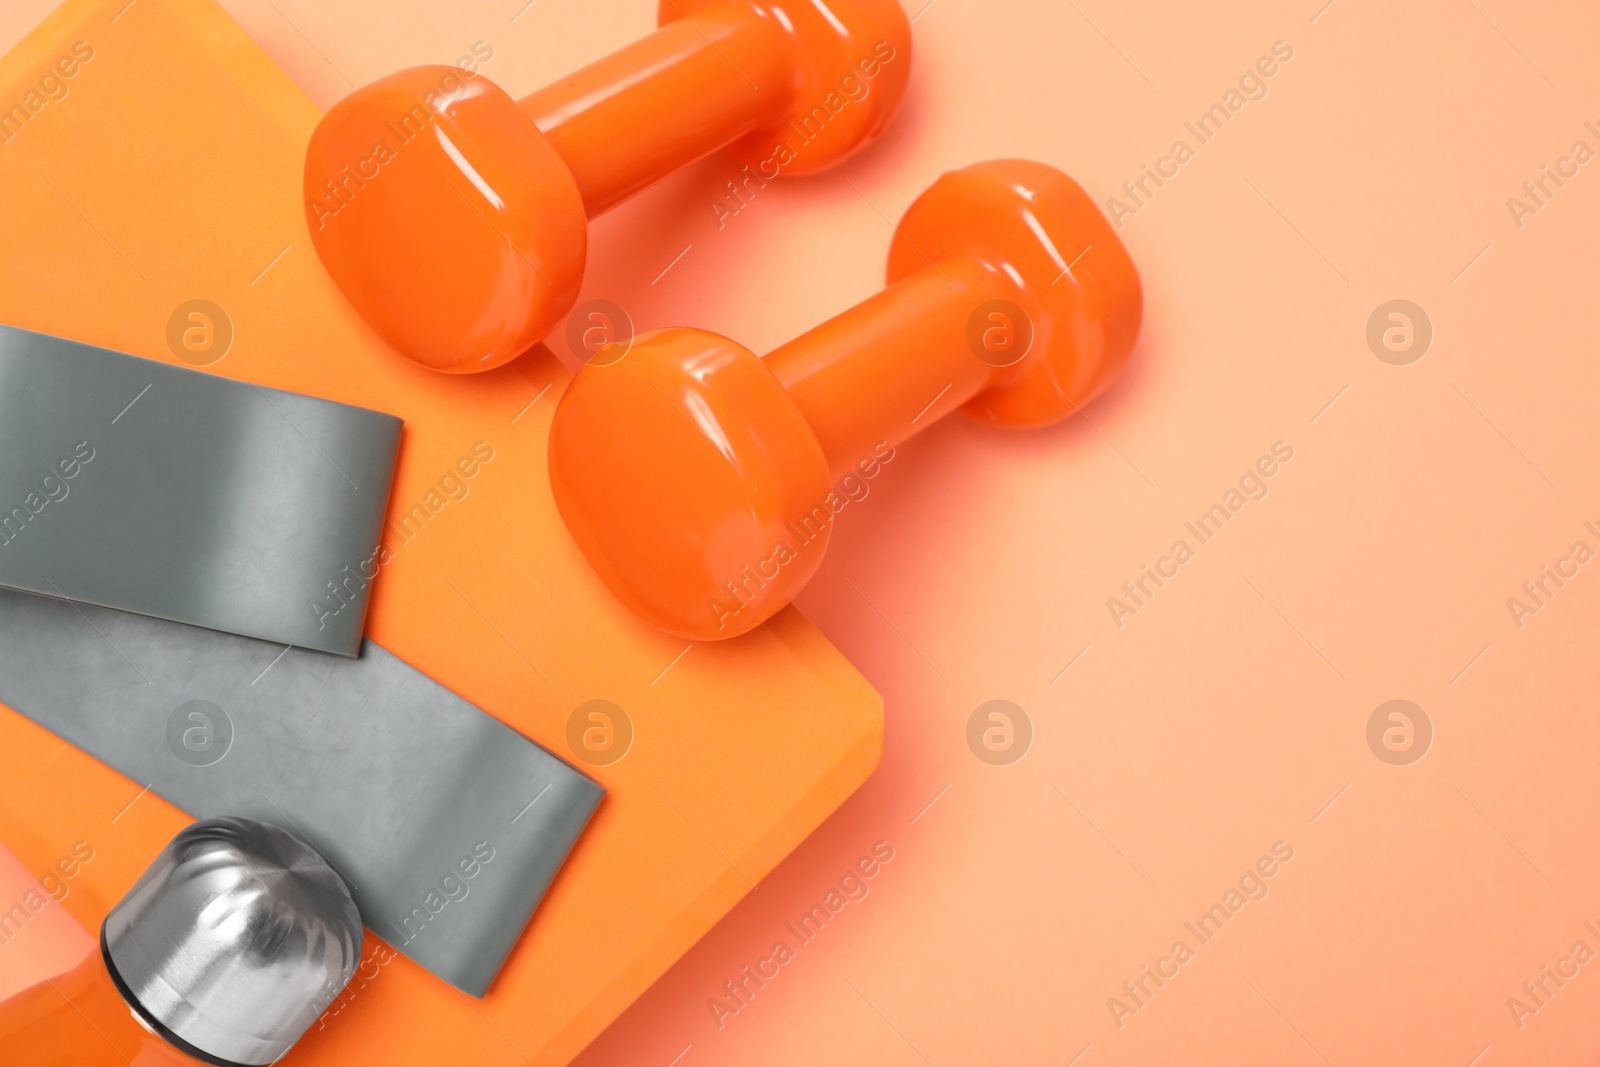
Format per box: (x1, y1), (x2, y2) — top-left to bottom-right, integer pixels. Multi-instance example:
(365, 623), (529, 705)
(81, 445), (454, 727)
(102, 817), (362, 1066)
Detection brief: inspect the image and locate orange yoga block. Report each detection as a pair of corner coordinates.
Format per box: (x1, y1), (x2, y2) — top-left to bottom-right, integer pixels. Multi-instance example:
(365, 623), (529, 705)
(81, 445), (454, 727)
(0, 1), (881, 1064)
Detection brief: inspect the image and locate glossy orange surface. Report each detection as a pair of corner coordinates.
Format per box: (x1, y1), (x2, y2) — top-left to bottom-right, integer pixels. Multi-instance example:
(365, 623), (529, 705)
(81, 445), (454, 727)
(548, 328), (832, 640)
(0, 949), (194, 1067)
(548, 159), (1143, 640)
(304, 65), (587, 374)
(887, 158), (1144, 428)
(521, 6), (789, 217)
(660, 0), (913, 177)
(306, 0), (911, 373)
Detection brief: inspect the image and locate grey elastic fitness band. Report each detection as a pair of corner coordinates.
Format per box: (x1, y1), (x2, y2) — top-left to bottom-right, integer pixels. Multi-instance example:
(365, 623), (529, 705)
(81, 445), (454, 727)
(0, 324), (400, 657)
(0, 585), (604, 997)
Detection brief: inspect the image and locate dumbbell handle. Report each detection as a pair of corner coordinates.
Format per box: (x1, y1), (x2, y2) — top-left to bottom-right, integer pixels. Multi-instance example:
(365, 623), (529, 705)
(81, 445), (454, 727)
(521, 3), (790, 216)
(766, 255), (1014, 479)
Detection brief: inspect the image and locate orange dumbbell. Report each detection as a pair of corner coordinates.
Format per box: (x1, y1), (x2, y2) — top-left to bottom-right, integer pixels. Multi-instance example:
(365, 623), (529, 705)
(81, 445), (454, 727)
(548, 159), (1142, 640)
(304, 0), (911, 373)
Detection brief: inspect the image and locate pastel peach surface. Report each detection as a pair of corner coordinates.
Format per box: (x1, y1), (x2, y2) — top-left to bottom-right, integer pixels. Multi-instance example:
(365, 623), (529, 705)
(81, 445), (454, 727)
(548, 159), (1141, 640)
(7, 0), (1600, 1065)
(304, 0), (911, 372)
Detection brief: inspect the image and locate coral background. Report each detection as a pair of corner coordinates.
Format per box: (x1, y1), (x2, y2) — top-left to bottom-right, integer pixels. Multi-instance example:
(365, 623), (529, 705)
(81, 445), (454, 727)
(6, 0), (1600, 1063)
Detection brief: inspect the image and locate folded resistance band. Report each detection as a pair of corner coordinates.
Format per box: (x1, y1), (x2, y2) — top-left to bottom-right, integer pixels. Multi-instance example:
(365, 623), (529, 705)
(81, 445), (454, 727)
(0, 325), (600, 994)
(0, 324), (400, 657)
(0, 585), (603, 997)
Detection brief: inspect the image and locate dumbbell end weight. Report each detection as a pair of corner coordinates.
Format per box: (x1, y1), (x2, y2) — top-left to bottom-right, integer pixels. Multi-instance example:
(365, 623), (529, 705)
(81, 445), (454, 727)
(305, 67), (588, 374)
(550, 327), (833, 640)
(549, 160), (1143, 641)
(886, 158), (1143, 429)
